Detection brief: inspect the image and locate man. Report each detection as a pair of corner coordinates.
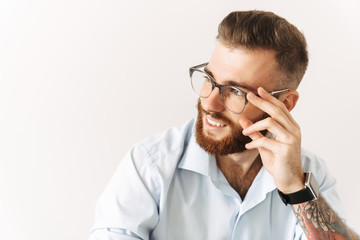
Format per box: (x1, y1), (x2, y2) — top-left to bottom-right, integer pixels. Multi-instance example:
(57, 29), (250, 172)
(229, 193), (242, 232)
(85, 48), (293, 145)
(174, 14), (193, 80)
(90, 11), (359, 239)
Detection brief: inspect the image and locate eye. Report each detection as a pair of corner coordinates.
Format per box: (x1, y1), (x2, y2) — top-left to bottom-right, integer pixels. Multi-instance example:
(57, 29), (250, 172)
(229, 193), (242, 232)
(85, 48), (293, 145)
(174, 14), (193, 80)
(230, 87), (243, 96)
(202, 76), (211, 82)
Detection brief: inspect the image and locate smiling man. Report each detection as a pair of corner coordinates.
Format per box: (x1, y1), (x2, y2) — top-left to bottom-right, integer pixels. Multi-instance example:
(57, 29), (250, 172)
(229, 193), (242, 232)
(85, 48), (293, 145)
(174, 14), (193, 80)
(90, 11), (359, 240)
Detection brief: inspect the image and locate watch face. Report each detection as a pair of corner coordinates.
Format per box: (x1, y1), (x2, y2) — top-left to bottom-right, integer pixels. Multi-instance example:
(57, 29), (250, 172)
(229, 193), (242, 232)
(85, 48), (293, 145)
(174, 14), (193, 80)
(305, 172), (319, 198)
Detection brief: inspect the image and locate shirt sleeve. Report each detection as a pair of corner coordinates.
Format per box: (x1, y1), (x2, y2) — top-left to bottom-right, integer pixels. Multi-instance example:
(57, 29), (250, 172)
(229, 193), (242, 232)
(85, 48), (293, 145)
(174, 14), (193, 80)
(294, 221), (308, 240)
(89, 145), (160, 240)
(293, 151), (346, 240)
(89, 228), (143, 240)
(311, 155), (346, 220)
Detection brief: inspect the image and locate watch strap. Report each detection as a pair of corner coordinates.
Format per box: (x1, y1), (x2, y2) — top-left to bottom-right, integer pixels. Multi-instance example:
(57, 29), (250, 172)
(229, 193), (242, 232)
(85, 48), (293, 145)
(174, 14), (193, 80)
(278, 172), (319, 205)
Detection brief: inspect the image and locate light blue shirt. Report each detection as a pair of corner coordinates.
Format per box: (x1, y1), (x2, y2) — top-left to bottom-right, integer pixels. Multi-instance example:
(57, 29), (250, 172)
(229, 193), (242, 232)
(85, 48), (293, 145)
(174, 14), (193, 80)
(90, 118), (345, 240)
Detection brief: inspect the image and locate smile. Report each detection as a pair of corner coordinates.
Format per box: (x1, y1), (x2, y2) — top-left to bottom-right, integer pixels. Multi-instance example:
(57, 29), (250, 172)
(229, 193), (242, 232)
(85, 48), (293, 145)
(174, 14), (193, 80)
(206, 116), (226, 127)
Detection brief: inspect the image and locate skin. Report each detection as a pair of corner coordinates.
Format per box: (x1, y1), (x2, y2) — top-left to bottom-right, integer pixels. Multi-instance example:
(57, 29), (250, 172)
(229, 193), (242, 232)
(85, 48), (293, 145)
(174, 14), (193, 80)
(201, 42), (360, 239)
(202, 42), (303, 194)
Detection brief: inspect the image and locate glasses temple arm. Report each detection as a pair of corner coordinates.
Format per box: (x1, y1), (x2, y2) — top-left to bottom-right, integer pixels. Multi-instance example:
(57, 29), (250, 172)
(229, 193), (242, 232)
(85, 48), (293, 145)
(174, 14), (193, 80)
(269, 88), (291, 96)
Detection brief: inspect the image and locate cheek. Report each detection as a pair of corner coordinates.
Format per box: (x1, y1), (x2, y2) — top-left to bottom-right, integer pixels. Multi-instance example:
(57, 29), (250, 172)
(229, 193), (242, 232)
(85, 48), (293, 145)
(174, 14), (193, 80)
(200, 98), (205, 107)
(197, 98), (204, 110)
(228, 113), (242, 128)
(199, 98), (207, 110)
(242, 103), (264, 119)
(232, 107), (265, 128)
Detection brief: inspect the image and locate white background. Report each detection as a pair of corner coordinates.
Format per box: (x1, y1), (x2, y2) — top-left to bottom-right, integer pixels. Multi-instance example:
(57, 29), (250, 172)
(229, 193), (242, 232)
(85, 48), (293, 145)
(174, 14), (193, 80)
(1, 0), (359, 239)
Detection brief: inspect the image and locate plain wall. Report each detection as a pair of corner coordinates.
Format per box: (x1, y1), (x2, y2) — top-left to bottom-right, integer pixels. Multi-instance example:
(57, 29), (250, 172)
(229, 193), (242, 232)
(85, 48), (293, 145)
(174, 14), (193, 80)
(0, 0), (359, 239)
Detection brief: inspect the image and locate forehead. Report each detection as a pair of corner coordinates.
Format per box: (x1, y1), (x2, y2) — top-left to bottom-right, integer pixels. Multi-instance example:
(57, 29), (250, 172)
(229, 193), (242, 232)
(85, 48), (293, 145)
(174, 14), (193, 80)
(207, 42), (280, 91)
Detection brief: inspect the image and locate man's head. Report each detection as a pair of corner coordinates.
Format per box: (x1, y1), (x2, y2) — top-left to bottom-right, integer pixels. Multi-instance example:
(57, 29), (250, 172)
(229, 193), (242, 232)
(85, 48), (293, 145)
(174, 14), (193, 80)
(195, 10), (307, 155)
(217, 10), (308, 90)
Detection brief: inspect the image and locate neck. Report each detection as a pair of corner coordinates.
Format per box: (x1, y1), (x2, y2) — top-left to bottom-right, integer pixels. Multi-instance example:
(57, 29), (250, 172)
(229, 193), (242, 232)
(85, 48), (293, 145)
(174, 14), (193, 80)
(216, 149), (261, 176)
(216, 149), (263, 200)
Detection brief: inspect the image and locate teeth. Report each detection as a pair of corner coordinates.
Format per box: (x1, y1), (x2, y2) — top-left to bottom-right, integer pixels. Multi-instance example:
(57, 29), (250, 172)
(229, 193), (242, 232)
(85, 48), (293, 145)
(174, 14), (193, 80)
(207, 117), (224, 127)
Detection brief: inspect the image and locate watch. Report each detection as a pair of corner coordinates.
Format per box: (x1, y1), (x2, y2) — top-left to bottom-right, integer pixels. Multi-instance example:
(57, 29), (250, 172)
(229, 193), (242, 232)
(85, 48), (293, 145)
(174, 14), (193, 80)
(278, 172), (320, 205)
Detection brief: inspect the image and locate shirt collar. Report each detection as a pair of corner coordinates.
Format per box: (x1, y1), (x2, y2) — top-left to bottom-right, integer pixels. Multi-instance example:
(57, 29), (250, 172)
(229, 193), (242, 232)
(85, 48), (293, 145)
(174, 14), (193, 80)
(177, 132), (211, 177)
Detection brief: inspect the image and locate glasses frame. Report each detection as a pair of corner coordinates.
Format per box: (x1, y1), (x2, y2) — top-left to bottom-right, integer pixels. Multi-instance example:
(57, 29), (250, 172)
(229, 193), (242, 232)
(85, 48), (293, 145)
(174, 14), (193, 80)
(189, 62), (291, 114)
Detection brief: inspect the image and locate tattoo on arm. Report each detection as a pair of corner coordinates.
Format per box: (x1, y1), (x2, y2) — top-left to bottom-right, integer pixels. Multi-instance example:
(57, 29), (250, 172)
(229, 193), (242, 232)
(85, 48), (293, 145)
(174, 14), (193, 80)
(294, 205), (310, 236)
(292, 194), (360, 240)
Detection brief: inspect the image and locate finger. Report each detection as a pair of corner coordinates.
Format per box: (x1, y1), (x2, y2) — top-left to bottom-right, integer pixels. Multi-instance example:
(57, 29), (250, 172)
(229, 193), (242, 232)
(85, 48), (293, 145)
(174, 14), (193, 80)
(247, 91), (297, 132)
(239, 117), (263, 141)
(245, 136), (279, 152)
(242, 117), (291, 142)
(257, 87), (299, 127)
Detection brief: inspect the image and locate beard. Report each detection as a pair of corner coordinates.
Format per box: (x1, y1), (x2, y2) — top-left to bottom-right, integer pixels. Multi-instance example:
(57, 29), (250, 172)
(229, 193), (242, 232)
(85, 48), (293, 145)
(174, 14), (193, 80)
(195, 99), (267, 155)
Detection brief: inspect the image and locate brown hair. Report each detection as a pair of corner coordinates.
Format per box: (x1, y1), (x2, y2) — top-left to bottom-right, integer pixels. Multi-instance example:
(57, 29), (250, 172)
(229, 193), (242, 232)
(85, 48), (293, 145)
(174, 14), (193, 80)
(217, 11), (308, 89)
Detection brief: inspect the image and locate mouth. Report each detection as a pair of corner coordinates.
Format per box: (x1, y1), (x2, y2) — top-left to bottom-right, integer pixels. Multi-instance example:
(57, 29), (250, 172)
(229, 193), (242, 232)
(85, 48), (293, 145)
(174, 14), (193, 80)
(205, 115), (227, 128)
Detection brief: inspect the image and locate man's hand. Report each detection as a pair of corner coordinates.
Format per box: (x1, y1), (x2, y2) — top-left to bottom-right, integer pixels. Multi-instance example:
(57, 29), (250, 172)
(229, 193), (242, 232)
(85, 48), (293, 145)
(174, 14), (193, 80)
(239, 87), (304, 193)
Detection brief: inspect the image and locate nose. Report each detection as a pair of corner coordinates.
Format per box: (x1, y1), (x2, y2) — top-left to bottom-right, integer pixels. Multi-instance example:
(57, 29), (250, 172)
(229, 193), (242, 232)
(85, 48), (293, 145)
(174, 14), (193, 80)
(201, 87), (226, 113)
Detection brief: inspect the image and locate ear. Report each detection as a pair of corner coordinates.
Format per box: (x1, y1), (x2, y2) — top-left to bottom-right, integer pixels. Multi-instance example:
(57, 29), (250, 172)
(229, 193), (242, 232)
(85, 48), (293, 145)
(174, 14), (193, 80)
(280, 90), (299, 112)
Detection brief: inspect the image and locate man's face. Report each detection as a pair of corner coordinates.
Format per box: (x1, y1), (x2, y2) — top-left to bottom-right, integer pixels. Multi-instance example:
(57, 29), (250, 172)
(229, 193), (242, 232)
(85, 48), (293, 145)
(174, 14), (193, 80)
(195, 42), (280, 155)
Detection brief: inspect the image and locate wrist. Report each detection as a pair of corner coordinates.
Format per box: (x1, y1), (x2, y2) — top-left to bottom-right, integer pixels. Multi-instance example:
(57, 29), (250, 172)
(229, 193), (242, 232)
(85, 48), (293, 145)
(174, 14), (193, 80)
(276, 173), (305, 194)
(278, 182), (305, 194)
(278, 172), (320, 206)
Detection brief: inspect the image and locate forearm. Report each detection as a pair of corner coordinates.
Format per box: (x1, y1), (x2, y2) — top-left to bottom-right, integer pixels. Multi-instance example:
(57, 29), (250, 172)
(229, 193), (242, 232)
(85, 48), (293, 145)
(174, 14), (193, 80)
(292, 194), (359, 240)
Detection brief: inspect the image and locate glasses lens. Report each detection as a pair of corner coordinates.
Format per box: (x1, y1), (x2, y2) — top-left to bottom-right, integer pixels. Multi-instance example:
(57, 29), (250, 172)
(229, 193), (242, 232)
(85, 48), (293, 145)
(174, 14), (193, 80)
(222, 86), (246, 113)
(191, 71), (213, 98)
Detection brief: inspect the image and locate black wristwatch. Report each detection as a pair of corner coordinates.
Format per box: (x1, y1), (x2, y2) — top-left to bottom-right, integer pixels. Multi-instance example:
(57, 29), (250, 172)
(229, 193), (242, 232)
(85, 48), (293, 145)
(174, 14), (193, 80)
(278, 172), (319, 205)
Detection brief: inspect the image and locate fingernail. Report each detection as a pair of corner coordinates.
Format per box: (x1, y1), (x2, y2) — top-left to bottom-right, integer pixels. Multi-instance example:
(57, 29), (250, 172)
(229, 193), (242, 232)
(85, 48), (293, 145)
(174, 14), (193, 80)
(247, 92), (255, 99)
(259, 87), (266, 93)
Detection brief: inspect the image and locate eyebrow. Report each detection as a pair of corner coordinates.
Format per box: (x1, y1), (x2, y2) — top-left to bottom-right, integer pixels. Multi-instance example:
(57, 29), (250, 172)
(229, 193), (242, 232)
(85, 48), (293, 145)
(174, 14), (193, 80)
(204, 66), (257, 92)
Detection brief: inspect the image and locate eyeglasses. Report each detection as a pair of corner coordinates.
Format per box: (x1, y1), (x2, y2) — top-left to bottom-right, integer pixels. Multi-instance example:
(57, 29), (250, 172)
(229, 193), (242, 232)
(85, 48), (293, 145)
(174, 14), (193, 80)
(189, 62), (290, 114)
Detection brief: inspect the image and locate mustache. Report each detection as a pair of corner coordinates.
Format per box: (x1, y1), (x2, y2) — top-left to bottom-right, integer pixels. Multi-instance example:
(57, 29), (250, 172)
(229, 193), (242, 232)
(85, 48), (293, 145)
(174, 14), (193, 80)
(197, 100), (233, 126)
